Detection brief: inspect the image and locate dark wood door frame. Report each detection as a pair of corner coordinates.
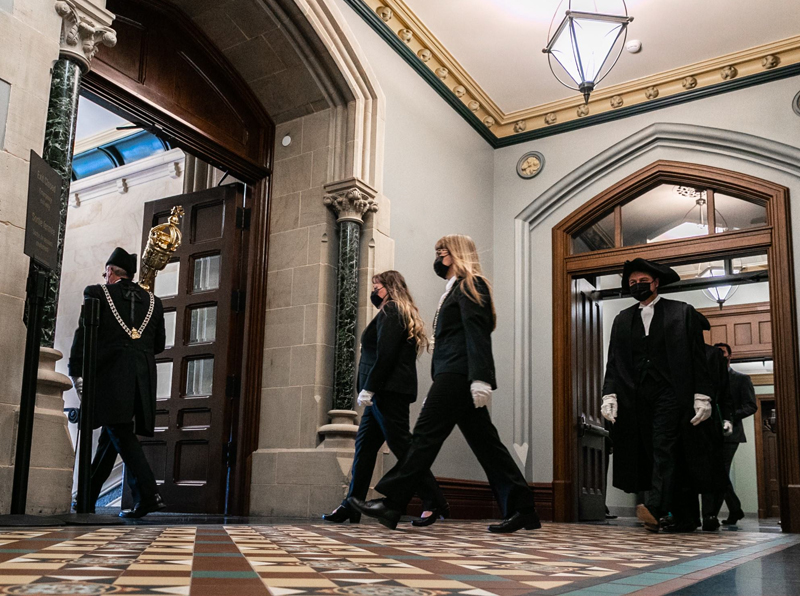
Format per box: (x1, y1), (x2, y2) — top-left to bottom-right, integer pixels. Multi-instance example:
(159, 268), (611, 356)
(754, 393), (779, 519)
(75, 0), (274, 515)
(552, 160), (800, 532)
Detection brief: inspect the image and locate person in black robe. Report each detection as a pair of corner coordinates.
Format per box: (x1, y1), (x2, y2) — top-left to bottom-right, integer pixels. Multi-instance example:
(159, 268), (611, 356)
(69, 247), (166, 518)
(711, 342), (757, 526)
(322, 270), (448, 526)
(601, 258), (713, 532)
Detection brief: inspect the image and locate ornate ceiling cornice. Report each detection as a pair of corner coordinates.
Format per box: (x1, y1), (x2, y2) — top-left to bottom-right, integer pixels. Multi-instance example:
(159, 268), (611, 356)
(347, 0), (800, 147)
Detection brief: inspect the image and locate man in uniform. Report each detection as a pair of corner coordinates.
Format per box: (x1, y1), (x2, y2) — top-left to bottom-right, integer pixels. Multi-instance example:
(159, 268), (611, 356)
(712, 342), (757, 526)
(601, 258), (713, 532)
(69, 247), (166, 518)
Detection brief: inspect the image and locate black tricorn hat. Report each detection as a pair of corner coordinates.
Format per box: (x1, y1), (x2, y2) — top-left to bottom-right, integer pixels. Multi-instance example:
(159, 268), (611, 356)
(621, 258), (680, 293)
(106, 247), (137, 277)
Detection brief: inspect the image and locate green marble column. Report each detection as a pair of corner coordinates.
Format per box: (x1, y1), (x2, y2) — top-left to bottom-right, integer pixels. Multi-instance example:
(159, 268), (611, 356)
(36, 58), (82, 347)
(332, 220), (362, 410)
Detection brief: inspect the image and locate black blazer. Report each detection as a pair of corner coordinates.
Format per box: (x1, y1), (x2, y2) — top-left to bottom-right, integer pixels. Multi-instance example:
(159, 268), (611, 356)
(431, 277), (496, 389)
(69, 279), (166, 436)
(358, 302), (418, 400)
(726, 368), (757, 443)
(705, 344), (733, 423)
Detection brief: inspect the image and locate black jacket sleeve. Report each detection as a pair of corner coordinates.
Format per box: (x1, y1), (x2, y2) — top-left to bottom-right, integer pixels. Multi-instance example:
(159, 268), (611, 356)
(363, 302), (407, 393)
(688, 305), (714, 398)
(457, 278), (496, 388)
(602, 316), (621, 397)
(734, 373), (758, 421)
(68, 285), (100, 378)
(716, 352), (734, 422)
(152, 297), (166, 355)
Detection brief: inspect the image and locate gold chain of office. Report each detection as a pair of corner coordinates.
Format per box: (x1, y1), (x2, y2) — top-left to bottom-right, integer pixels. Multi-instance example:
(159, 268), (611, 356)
(101, 284), (155, 340)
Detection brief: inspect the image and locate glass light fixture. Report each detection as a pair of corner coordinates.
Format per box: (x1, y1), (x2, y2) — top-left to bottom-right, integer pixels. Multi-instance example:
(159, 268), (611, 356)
(543, 0), (633, 103)
(698, 264), (740, 309)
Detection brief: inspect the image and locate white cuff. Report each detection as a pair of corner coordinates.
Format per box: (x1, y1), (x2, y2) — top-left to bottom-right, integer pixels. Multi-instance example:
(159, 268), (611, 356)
(694, 394), (711, 402)
(471, 381), (492, 392)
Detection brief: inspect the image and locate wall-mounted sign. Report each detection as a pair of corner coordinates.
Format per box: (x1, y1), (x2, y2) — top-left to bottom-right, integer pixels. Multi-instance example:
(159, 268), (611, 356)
(24, 151), (62, 271)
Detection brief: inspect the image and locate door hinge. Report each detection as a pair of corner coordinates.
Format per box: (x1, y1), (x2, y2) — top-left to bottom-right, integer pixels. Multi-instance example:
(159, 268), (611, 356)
(226, 441), (237, 468)
(231, 289), (245, 312)
(226, 374), (241, 399)
(236, 207), (251, 230)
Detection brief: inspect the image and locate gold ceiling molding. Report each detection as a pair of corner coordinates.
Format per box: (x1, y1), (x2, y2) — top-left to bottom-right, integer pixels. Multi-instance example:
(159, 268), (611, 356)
(361, 0), (800, 139)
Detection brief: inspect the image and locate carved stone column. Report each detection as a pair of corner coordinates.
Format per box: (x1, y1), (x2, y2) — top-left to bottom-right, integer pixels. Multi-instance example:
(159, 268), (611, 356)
(37, 0), (116, 346)
(318, 178), (377, 447)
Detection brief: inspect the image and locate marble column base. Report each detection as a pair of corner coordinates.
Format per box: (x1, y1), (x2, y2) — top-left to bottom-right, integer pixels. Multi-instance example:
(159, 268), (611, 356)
(317, 409), (359, 449)
(26, 348), (75, 515)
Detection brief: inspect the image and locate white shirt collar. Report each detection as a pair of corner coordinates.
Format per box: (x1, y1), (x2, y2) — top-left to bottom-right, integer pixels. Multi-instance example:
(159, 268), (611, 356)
(639, 294), (661, 309)
(446, 276), (457, 292)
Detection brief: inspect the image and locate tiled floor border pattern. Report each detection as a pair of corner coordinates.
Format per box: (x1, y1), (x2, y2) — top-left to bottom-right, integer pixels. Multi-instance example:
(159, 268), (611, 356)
(0, 522), (796, 595)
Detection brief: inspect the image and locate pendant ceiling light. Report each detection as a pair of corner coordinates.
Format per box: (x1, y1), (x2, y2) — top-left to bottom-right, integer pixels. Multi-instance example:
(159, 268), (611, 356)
(698, 261), (740, 310)
(543, 0), (633, 104)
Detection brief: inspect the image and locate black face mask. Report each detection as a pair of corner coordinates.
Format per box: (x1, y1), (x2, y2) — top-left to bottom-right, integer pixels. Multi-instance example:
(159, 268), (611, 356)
(433, 256), (450, 279)
(370, 290), (384, 308)
(629, 281), (654, 302)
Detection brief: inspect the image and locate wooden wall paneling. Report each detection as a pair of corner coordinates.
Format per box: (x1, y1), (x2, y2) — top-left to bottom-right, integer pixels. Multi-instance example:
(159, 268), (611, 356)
(699, 302), (772, 360)
(551, 160), (800, 532)
(407, 479), (554, 521)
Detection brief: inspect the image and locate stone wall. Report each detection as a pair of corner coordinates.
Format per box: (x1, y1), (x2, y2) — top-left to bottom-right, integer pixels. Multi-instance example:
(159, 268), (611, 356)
(0, 0), (62, 513)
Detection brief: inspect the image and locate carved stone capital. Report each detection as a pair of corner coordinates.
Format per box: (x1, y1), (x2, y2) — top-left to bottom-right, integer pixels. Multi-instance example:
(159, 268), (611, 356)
(55, 0), (116, 72)
(323, 178), (378, 225)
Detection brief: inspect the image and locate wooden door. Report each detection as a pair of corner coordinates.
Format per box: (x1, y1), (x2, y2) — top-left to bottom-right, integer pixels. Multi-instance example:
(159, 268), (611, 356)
(756, 397), (781, 518)
(123, 183), (247, 513)
(572, 277), (608, 521)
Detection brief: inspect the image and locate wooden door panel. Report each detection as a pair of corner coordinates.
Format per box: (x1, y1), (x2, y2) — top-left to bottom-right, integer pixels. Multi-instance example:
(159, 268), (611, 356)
(123, 183), (245, 513)
(699, 302), (771, 360)
(573, 277), (607, 521)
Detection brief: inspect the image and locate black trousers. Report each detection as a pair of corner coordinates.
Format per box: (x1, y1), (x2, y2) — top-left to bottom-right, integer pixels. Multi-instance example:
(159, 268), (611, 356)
(343, 391), (446, 511)
(375, 373), (536, 518)
(706, 442), (742, 516)
(639, 380), (683, 519)
(90, 423), (158, 506)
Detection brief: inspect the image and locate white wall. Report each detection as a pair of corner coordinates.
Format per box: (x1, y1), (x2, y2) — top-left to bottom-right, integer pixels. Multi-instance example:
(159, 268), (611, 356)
(491, 74), (800, 487)
(336, 0), (495, 480)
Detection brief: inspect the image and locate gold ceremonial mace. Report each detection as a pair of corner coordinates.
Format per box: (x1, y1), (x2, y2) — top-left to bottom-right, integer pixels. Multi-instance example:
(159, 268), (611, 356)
(138, 206), (185, 292)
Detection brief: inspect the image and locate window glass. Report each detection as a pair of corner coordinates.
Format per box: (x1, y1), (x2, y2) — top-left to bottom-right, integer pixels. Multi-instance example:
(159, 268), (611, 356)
(185, 357), (214, 397)
(622, 185), (713, 246)
(193, 255), (220, 292)
(714, 193), (767, 232)
(189, 306), (217, 344)
(573, 211), (614, 254)
(155, 261), (180, 298)
(164, 311), (176, 349)
(156, 361), (172, 400)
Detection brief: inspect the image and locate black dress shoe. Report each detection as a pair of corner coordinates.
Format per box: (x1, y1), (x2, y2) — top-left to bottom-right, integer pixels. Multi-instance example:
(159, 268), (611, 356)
(322, 505), (360, 524)
(488, 510), (541, 533)
(722, 510), (745, 525)
(411, 503), (450, 527)
(119, 494), (165, 519)
(347, 497), (402, 530)
(703, 515), (720, 531)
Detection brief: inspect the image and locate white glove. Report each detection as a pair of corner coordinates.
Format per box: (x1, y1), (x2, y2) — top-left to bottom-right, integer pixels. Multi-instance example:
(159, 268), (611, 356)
(470, 381), (492, 409)
(357, 390), (374, 407)
(601, 394), (618, 423)
(690, 394), (712, 426)
(72, 377), (83, 400)
(723, 420), (733, 436)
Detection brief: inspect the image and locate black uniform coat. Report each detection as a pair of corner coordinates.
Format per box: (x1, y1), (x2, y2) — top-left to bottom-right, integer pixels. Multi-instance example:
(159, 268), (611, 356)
(726, 369), (757, 443)
(698, 344), (734, 489)
(358, 302), (417, 400)
(602, 297), (713, 493)
(69, 279), (166, 437)
(431, 277), (496, 389)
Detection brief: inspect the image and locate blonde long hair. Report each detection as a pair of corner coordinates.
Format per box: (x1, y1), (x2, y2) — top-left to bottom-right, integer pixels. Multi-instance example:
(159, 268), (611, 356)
(436, 234), (497, 330)
(373, 270), (429, 355)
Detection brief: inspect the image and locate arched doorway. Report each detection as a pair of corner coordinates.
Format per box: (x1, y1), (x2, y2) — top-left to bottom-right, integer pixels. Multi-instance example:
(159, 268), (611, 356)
(551, 160), (800, 532)
(59, 0), (385, 516)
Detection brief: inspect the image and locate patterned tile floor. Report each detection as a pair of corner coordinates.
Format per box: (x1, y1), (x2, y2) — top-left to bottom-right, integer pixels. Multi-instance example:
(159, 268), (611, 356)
(0, 521), (796, 596)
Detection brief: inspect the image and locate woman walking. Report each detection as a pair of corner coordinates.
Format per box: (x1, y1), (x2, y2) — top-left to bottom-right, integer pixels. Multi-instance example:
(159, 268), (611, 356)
(350, 235), (539, 533)
(322, 270), (449, 526)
